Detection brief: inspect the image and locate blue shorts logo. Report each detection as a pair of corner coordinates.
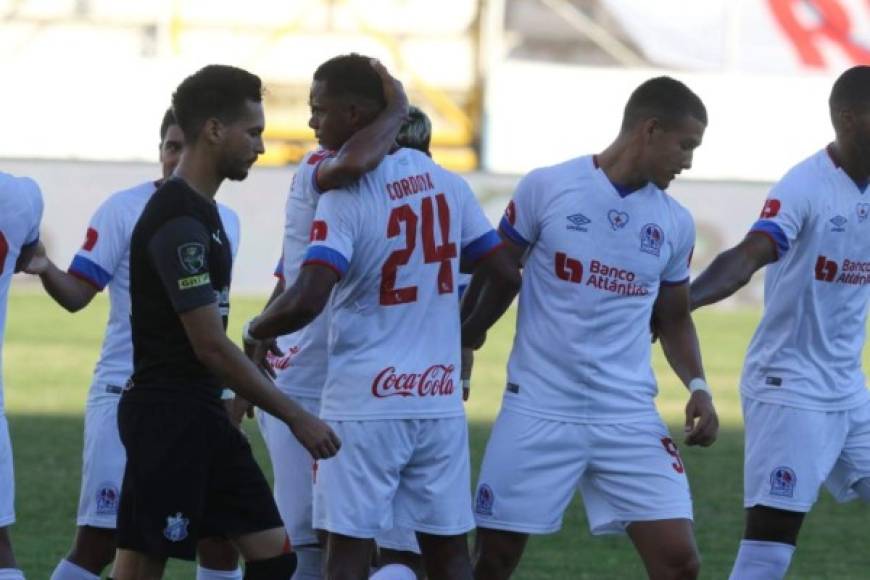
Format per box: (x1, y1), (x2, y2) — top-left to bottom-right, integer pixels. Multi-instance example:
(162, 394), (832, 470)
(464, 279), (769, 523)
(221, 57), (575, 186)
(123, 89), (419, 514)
(163, 512), (190, 542)
(95, 483), (120, 515)
(769, 466), (797, 497)
(640, 223), (664, 256)
(475, 484), (495, 516)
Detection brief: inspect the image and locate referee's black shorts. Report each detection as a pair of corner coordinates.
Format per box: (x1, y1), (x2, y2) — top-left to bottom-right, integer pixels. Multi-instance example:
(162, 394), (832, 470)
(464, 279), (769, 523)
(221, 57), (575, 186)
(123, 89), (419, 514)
(117, 388), (283, 560)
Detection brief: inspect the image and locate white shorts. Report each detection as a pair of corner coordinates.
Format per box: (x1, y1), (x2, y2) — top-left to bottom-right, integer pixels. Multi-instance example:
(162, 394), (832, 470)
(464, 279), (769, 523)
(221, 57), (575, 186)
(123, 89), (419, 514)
(0, 414), (15, 527)
(259, 398), (421, 553)
(474, 408), (693, 535)
(77, 395), (126, 528)
(313, 416), (474, 538)
(743, 397), (870, 512)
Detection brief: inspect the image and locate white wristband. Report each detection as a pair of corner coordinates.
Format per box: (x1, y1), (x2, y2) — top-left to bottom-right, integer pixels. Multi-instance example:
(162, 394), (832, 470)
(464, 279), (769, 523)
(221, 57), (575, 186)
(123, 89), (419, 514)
(688, 377), (711, 397)
(242, 318), (258, 345)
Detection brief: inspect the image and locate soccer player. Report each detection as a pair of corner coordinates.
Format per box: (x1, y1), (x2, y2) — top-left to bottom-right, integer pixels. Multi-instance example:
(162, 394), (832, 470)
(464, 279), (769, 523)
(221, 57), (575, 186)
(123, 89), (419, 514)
(23, 109), (244, 580)
(0, 172), (43, 580)
(252, 57), (413, 579)
(244, 55), (517, 580)
(462, 77), (719, 580)
(115, 64), (339, 579)
(690, 65), (870, 580)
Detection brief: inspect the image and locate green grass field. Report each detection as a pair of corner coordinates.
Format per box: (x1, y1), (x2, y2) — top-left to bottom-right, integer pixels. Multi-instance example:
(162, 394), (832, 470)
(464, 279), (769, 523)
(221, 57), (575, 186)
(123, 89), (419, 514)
(3, 288), (870, 578)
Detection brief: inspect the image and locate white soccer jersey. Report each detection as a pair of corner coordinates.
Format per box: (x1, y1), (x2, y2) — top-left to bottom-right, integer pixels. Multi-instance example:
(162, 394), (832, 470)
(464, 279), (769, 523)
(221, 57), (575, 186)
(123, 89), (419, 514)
(742, 148), (870, 411)
(304, 148), (500, 421)
(270, 150), (333, 398)
(499, 155), (695, 423)
(69, 181), (240, 401)
(0, 173), (43, 413)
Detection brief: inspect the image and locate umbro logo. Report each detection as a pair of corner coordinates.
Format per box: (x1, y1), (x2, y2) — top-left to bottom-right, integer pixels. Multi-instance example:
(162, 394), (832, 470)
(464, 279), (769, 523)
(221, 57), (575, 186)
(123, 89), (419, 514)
(830, 215), (847, 232)
(566, 213), (591, 232)
(211, 232), (223, 245)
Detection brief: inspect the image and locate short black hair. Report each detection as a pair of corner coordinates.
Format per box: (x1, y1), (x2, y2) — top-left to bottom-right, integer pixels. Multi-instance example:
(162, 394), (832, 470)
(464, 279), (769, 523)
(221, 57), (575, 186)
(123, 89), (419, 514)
(313, 53), (385, 108)
(830, 65), (870, 114)
(172, 64), (263, 142)
(160, 107), (176, 142)
(397, 106), (432, 155)
(621, 76), (707, 132)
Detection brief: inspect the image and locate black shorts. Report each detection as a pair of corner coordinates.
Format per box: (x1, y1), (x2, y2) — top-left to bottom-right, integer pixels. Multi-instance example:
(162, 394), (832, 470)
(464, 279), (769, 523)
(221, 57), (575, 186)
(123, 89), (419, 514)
(117, 391), (283, 560)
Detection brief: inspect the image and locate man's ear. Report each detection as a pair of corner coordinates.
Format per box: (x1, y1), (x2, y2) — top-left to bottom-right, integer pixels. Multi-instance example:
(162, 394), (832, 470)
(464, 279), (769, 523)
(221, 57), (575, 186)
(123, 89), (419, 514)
(202, 117), (225, 145)
(642, 117), (662, 143)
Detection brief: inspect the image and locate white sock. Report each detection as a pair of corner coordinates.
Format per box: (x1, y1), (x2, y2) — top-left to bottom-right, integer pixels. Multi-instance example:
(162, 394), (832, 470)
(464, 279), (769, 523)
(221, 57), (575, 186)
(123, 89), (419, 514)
(50, 559), (100, 580)
(369, 563), (416, 580)
(729, 539), (795, 580)
(0, 568), (25, 580)
(293, 546), (323, 580)
(196, 565), (243, 580)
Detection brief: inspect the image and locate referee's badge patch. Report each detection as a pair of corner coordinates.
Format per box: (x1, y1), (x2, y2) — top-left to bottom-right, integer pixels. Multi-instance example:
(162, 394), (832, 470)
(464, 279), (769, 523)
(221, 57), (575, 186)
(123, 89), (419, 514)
(475, 484), (495, 516)
(178, 242), (206, 274)
(163, 512), (190, 542)
(769, 466), (796, 497)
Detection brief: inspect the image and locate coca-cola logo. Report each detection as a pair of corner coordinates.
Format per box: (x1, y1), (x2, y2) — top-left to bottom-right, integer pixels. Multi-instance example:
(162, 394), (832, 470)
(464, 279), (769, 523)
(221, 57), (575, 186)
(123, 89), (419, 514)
(371, 364), (456, 399)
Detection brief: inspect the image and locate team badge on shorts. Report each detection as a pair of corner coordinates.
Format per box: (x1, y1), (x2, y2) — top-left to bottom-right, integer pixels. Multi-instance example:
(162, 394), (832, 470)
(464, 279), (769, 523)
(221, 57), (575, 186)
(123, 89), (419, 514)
(475, 484), (495, 516)
(769, 466), (797, 497)
(640, 223), (664, 256)
(95, 483), (120, 515)
(177, 243), (206, 273)
(857, 203), (870, 223)
(163, 512), (190, 542)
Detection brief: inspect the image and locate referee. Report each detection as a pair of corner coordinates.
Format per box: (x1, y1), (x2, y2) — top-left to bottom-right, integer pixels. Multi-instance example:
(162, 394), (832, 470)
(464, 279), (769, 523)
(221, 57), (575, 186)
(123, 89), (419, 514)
(116, 65), (340, 579)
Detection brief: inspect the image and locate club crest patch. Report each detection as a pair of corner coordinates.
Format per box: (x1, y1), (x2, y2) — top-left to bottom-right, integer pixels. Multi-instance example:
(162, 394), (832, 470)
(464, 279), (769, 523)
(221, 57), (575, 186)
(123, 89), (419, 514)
(177, 242), (206, 274)
(95, 483), (119, 515)
(769, 466), (796, 497)
(640, 223), (664, 256)
(163, 512), (190, 542)
(475, 484), (495, 516)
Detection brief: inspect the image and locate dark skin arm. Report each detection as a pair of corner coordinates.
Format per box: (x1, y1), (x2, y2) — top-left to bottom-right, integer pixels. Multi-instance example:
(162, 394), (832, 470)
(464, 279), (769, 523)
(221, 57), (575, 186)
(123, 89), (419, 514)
(248, 264), (339, 340)
(315, 61), (409, 192)
(652, 283), (718, 447)
(689, 232), (777, 310)
(180, 302), (340, 459)
(21, 241), (98, 312)
(460, 236), (523, 350)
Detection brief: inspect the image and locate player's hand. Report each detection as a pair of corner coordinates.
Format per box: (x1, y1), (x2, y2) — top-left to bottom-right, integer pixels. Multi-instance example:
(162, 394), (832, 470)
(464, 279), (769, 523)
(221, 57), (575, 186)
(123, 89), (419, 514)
(683, 390), (718, 447)
(461, 347), (474, 401)
(290, 412), (342, 460)
(370, 59), (409, 116)
(21, 241), (49, 275)
(227, 395), (254, 427)
(243, 335), (282, 380)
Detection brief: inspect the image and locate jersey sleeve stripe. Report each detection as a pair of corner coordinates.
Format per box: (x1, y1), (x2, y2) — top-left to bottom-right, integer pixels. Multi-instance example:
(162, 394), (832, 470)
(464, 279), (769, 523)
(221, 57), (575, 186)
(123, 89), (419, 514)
(68, 255), (112, 290)
(749, 220), (788, 258)
(303, 246), (349, 277)
(660, 276), (690, 286)
(463, 229), (503, 263)
(498, 216), (530, 247)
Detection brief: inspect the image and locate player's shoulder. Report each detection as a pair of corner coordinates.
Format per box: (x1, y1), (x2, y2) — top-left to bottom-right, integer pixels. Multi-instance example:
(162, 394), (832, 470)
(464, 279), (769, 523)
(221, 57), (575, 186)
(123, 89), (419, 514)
(524, 155), (591, 189)
(0, 171), (42, 204)
(104, 180), (157, 208)
(773, 149), (828, 197)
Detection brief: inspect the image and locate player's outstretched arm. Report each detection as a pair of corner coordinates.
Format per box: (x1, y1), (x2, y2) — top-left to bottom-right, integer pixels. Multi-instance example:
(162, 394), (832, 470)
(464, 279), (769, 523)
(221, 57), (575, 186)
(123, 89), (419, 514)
(179, 302), (341, 459)
(689, 232), (777, 310)
(315, 60), (409, 192)
(22, 241), (98, 312)
(461, 237), (523, 350)
(248, 263), (338, 341)
(653, 283), (719, 447)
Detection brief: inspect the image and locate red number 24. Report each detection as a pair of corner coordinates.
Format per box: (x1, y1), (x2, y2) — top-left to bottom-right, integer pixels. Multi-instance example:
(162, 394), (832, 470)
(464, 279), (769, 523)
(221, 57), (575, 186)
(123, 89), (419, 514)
(380, 194), (457, 306)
